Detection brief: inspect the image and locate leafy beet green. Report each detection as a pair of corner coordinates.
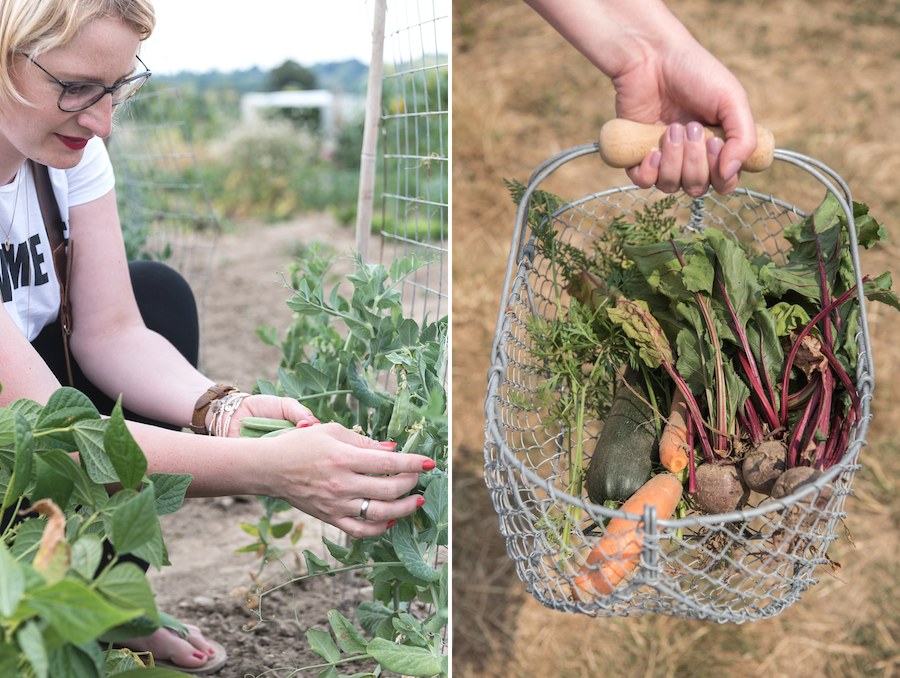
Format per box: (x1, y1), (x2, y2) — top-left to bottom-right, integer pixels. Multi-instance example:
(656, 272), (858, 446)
(574, 191), (896, 480)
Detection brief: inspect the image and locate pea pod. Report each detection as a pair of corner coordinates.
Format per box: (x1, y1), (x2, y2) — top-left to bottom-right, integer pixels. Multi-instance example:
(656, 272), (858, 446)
(239, 417), (295, 437)
(387, 375), (410, 440)
(400, 422), (424, 455)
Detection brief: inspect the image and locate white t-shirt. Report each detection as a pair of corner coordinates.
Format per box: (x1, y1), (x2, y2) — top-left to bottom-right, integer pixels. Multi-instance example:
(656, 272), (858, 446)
(0, 137), (115, 341)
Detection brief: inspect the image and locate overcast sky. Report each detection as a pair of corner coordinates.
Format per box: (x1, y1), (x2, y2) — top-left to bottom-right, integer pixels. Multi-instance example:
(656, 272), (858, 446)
(140, 0), (451, 75)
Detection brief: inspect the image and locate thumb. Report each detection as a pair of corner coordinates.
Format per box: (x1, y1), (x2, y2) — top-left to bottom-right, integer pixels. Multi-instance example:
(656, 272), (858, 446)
(716, 102), (758, 182)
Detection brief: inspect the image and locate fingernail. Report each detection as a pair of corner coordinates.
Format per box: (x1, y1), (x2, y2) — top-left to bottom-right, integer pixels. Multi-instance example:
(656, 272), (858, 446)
(723, 158), (742, 181)
(416, 496), (425, 508)
(649, 149), (661, 170)
(422, 459), (436, 471)
(380, 441), (397, 448)
(193, 651), (206, 660)
(310, 418), (321, 424)
(208, 648), (216, 655)
(686, 121), (703, 142)
(706, 136), (723, 157)
(667, 123), (683, 144)
(299, 422), (310, 428)
(387, 520), (397, 529)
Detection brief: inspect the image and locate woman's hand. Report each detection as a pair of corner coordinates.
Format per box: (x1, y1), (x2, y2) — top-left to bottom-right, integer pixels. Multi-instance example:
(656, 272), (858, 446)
(221, 394), (320, 438)
(261, 422), (434, 538)
(614, 43), (757, 196)
(523, 0), (758, 196)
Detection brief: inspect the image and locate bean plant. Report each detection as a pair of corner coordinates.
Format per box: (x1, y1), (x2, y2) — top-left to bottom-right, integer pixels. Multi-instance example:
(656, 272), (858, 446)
(245, 245), (448, 677)
(0, 389), (190, 677)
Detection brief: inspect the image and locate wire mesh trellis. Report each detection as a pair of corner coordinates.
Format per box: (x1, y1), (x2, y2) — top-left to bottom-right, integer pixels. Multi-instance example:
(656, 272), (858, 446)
(107, 87), (219, 370)
(484, 144), (875, 623)
(378, 0), (449, 329)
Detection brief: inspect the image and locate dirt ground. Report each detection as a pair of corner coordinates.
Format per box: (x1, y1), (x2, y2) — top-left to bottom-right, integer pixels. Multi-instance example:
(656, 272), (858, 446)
(452, 1), (900, 677)
(145, 216), (380, 678)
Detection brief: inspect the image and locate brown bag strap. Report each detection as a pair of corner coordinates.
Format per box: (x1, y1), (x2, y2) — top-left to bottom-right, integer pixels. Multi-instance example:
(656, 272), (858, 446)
(29, 160), (74, 386)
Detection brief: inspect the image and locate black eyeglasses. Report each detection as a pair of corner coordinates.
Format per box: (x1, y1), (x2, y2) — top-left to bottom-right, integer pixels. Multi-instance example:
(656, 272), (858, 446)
(25, 54), (151, 112)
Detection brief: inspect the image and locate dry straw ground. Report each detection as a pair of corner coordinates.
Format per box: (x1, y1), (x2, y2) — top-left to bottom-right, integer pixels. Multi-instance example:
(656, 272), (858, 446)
(452, 1), (900, 676)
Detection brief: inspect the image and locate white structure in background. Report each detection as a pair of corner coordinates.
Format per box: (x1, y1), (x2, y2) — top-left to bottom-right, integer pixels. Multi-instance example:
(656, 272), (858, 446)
(240, 90), (365, 147)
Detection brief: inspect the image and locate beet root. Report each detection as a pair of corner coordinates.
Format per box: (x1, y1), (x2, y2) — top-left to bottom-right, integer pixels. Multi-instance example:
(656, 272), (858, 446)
(693, 462), (750, 514)
(770, 466), (833, 510)
(741, 440), (787, 495)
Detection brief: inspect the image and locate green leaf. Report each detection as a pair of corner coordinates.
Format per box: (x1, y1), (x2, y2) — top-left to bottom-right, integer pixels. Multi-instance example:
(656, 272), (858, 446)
(307, 628), (341, 663)
(367, 637), (443, 676)
(327, 610), (368, 654)
(29, 579), (141, 645)
(356, 601), (393, 637)
(423, 476), (449, 546)
(95, 563), (159, 623)
(302, 550), (334, 576)
(146, 473), (192, 515)
(72, 420), (118, 485)
(257, 495), (293, 514)
(605, 297), (675, 370)
(322, 537), (351, 564)
(391, 520), (440, 582)
(0, 541), (24, 616)
(270, 520), (293, 539)
(278, 367), (306, 400)
(296, 363), (332, 393)
(388, 319), (420, 351)
(347, 362), (389, 408)
(316, 667), (339, 678)
(11, 517), (45, 562)
(31, 454), (74, 509)
(234, 542), (264, 554)
(70, 534), (104, 581)
(0, 408), (18, 451)
(255, 378), (278, 396)
(108, 488), (162, 560)
(17, 619), (48, 678)
(103, 400), (147, 490)
(48, 641), (105, 678)
(36, 388), (99, 429)
(3, 410), (34, 509)
(35, 449), (93, 508)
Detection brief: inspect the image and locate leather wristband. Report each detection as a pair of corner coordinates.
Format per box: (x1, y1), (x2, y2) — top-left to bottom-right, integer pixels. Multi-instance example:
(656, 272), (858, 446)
(190, 383), (237, 435)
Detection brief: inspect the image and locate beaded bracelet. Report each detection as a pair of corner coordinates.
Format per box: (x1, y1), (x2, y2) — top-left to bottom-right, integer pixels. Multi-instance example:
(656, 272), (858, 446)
(209, 391), (251, 438)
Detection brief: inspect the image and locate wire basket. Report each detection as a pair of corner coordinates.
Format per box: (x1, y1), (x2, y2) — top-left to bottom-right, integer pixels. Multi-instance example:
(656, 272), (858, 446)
(483, 143), (875, 623)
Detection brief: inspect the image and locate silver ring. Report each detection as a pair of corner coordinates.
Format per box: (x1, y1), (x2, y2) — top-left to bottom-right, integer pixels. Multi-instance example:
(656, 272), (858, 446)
(359, 498), (371, 521)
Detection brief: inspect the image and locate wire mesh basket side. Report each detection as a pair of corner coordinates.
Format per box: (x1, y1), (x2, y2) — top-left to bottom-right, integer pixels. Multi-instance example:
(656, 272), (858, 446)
(485, 147), (875, 622)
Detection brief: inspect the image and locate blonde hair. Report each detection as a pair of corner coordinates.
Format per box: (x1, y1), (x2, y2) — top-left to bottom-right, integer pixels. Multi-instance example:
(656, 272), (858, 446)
(0, 0), (155, 109)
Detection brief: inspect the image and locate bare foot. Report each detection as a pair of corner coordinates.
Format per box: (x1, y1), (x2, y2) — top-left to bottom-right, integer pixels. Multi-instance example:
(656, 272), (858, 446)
(123, 623), (217, 670)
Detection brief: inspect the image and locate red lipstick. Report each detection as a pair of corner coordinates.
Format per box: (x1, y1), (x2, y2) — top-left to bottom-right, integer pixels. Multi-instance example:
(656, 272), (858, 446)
(55, 134), (89, 150)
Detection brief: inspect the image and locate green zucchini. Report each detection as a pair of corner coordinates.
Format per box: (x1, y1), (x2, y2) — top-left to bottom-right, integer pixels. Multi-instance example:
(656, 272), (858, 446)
(585, 367), (660, 505)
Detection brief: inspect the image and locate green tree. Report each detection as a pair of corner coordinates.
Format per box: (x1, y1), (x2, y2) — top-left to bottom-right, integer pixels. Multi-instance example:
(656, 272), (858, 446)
(267, 59), (317, 91)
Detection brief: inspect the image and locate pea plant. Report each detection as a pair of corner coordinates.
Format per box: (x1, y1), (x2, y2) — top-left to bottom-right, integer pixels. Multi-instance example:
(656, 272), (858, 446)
(245, 245), (448, 677)
(0, 388), (190, 677)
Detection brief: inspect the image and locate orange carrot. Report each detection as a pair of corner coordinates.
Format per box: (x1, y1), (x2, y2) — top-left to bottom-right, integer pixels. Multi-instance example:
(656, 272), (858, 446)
(571, 473), (683, 600)
(659, 389), (690, 473)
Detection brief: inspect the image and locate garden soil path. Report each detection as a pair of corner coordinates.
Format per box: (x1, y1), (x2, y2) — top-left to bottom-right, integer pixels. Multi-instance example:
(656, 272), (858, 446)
(146, 215), (379, 678)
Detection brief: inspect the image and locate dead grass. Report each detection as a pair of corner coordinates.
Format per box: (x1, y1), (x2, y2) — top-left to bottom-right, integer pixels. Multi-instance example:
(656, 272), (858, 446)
(452, 0), (900, 675)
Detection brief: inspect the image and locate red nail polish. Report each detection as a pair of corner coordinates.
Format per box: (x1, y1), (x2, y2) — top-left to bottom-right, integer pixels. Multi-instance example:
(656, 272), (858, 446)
(299, 422), (310, 428)
(208, 648), (216, 656)
(380, 441), (397, 448)
(416, 496), (425, 508)
(193, 651), (206, 660)
(387, 520), (397, 529)
(422, 459), (435, 471)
